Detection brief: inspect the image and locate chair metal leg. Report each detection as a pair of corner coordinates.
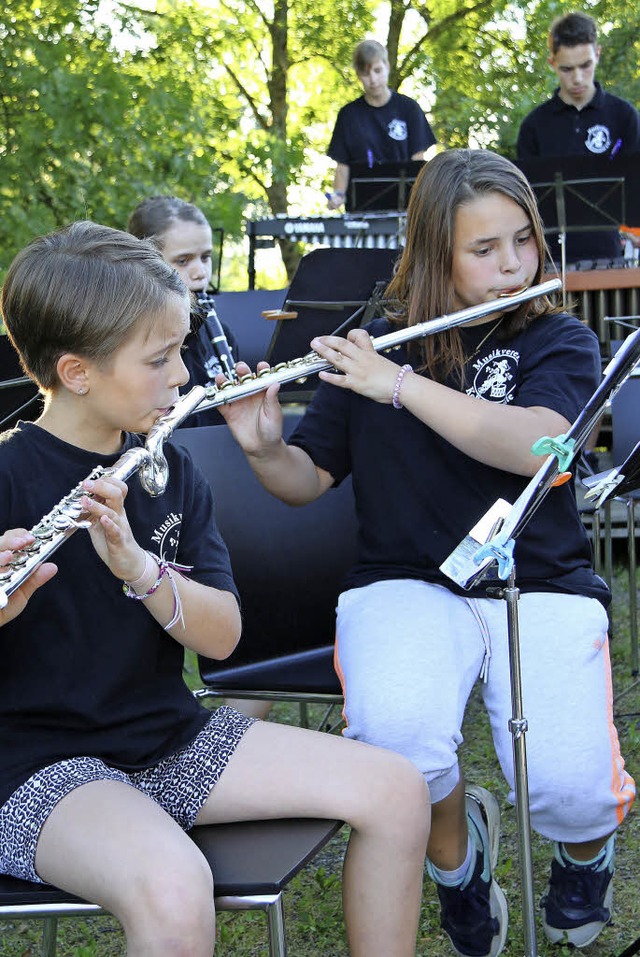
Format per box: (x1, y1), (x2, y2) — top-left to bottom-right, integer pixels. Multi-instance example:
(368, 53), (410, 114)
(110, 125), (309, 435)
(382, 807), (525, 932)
(42, 917), (58, 957)
(592, 508), (602, 577)
(216, 892), (288, 956)
(604, 499), (613, 589)
(265, 894), (287, 957)
(627, 498), (639, 675)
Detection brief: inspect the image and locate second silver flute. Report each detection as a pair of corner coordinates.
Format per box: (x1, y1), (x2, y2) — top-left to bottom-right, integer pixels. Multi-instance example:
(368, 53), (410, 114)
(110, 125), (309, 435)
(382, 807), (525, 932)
(194, 279), (562, 414)
(0, 279), (560, 608)
(0, 387), (207, 609)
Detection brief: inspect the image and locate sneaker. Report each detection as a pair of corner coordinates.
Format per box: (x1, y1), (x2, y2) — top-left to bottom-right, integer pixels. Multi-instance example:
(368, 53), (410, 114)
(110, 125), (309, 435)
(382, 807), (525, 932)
(540, 838), (615, 947)
(433, 786), (508, 957)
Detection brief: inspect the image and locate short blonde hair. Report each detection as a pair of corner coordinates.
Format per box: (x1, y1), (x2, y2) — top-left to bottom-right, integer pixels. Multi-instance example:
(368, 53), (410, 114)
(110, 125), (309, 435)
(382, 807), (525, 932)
(353, 40), (388, 74)
(2, 221), (188, 390)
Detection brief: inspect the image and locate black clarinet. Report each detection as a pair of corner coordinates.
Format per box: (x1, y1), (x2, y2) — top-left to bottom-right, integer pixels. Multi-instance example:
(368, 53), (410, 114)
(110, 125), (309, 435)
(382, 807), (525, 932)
(194, 291), (237, 382)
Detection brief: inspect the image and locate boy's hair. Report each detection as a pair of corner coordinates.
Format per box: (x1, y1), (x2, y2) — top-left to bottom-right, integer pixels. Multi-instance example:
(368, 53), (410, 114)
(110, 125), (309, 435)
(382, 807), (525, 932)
(385, 149), (556, 382)
(548, 12), (598, 55)
(353, 39), (388, 74)
(1, 220), (188, 391)
(128, 196), (209, 247)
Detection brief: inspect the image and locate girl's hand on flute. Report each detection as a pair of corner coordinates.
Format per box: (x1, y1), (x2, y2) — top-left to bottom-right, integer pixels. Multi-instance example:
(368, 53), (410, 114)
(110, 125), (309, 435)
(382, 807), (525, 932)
(313, 328), (401, 404)
(215, 361), (284, 455)
(0, 529), (57, 626)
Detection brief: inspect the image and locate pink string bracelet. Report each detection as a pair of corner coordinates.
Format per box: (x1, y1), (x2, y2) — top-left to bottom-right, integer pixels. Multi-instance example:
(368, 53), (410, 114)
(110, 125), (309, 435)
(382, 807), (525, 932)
(122, 552), (193, 630)
(392, 364), (413, 410)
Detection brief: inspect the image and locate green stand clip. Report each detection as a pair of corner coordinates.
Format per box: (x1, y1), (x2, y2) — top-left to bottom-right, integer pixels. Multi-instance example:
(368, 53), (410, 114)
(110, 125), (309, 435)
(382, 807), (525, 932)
(530, 434), (576, 473)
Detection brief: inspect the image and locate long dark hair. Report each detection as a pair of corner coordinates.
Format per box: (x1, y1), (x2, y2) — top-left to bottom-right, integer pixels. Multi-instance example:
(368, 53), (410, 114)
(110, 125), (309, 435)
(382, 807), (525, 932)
(385, 149), (559, 383)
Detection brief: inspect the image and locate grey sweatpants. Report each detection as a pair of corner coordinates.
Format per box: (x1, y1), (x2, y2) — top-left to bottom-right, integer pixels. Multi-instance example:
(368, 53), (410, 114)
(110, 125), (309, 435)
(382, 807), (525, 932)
(335, 579), (635, 843)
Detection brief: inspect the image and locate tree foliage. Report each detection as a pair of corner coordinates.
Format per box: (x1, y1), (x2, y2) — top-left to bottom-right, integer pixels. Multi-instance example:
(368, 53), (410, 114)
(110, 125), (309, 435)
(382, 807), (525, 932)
(0, 0), (638, 286)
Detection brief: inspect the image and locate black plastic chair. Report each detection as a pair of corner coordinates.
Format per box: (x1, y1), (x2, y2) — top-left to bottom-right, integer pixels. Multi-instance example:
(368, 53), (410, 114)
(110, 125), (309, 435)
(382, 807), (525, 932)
(170, 411), (357, 723)
(264, 247), (398, 401)
(0, 817), (342, 956)
(0, 412), (352, 956)
(585, 330), (640, 676)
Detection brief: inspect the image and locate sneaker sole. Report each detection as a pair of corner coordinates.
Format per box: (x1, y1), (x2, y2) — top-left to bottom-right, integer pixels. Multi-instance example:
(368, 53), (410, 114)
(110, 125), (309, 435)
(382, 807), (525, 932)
(542, 881), (613, 948)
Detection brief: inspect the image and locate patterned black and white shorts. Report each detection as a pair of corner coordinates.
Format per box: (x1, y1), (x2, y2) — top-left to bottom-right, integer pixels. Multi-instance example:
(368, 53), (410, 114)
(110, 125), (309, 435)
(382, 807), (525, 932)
(0, 706), (255, 884)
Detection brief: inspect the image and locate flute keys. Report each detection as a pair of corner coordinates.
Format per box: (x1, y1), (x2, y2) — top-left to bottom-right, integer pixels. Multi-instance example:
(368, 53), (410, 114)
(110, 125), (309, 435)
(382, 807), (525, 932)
(7, 551), (29, 567)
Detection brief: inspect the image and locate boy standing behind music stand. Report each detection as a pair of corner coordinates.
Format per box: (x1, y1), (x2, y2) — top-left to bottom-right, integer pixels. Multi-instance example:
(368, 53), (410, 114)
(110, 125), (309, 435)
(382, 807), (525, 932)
(326, 39), (436, 210)
(517, 11), (640, 262)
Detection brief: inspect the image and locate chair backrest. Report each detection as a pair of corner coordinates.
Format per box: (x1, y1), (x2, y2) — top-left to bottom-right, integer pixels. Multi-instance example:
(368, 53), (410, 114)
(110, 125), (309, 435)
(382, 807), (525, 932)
(214, 289), (287, 368)
(0, 335), (41, 428)
(610, 338), (640, 466)
(265, 248), (399, 401)
(170, 410), (357, 695)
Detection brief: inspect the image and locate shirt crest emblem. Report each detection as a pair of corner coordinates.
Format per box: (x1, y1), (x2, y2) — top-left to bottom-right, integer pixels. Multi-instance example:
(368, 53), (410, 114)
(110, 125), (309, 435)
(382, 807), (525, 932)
(387, 119), (408, 142)
(465, 350), (519, 403)
(585, 124), (611, 154)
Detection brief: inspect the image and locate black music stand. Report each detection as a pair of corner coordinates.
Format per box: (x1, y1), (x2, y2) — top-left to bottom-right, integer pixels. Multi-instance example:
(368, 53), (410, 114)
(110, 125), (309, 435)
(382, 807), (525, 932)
(209, 227), (224, 294)
(515, 154), (640, 269)
(265, 247), (399, 401)
(0, 335), (41, 429)
(347, 160), (424, 212)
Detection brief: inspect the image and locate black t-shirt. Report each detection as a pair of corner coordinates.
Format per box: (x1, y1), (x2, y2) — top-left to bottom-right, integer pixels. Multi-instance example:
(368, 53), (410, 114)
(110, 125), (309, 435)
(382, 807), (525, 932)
(289, 313), (609, 606)
(328, 91), (436, 166)
(517, 83), (640, 261)
(0, 424), (238, 806)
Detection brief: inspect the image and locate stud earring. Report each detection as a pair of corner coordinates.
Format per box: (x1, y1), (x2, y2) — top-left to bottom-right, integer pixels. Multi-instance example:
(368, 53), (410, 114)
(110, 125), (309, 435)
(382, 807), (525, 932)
(77, 387), (88, 396)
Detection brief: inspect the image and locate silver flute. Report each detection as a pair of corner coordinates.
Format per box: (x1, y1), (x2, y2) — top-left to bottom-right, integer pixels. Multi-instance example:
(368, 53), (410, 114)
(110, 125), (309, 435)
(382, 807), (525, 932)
(0, 278), (560, 609)
(0, 386), (206, 609)
(194, 279), (562, 413)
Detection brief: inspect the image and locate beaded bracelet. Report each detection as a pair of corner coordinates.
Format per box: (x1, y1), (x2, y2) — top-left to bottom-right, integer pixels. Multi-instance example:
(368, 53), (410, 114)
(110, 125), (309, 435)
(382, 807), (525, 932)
(392, 364), (413, 410)
(122, 552), (193, 630)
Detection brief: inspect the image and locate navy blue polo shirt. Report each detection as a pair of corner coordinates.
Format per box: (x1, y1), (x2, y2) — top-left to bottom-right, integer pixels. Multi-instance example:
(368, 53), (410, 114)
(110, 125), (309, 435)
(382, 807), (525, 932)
(517, 83), (640, 261)
(517, 82), (640, 159)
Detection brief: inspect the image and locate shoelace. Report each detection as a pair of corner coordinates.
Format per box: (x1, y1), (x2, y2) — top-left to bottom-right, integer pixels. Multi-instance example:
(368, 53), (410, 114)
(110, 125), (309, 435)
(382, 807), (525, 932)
(555, 861), (608, 908)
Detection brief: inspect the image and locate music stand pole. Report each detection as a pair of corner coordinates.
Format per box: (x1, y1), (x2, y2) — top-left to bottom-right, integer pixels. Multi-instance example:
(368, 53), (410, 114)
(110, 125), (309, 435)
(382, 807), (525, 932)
(554, 173), (568, 307)
(487, 569), (539, 955)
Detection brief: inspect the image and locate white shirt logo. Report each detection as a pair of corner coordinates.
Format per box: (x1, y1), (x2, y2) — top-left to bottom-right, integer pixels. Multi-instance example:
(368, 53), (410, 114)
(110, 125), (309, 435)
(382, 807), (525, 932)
(466, 350), (519, 403)
(388, 119), (408, 142)
(585, 124), (611, 154)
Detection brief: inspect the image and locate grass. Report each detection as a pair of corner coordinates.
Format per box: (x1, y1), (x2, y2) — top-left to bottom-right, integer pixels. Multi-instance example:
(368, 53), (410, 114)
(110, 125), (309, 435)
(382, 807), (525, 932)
(2, 562), (640, 957)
